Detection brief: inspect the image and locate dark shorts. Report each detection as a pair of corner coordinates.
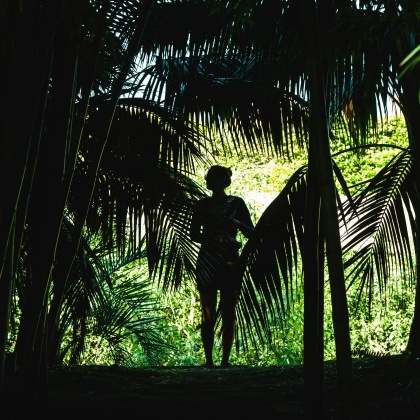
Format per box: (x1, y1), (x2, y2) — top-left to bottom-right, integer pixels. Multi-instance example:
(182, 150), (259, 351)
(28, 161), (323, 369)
(196, 250), (240, 293)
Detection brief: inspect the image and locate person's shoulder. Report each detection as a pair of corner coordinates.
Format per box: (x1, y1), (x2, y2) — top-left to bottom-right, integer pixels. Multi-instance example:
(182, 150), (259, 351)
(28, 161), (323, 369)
(229, 195), (246, 204)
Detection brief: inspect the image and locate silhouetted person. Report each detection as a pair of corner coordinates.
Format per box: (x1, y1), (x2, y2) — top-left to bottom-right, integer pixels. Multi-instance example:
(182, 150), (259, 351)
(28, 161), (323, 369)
(190, 165), (255, 366)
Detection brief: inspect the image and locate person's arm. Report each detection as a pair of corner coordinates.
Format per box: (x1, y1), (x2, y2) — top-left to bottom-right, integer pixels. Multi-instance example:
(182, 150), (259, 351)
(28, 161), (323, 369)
(237, 219), (255, 239)
(232, 198), (255, 239)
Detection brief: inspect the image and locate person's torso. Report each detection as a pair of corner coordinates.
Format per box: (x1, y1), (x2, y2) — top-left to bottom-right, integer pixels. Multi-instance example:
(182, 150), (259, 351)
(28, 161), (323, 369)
(197, 196), (242, 260)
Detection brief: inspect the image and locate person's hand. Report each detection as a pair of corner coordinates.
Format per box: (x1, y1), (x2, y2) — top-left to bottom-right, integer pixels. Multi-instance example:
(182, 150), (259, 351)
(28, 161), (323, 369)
(223, 216), (240, 229)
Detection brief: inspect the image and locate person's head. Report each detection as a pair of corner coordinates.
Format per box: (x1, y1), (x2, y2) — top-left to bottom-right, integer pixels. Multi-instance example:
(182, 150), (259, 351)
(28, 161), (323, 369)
(205, 165), (232, 190)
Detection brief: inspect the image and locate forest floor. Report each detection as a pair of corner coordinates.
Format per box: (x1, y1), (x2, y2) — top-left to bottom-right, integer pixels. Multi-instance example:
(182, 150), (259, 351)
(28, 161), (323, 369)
(2, 353), (420, 419)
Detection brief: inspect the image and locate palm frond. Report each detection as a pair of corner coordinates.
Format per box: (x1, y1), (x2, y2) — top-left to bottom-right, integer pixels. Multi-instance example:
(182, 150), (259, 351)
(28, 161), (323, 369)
(59, 226), (170, 366)
(340, 148), (419, 312)
(235, 165), (308, 348)
(92, 275), (170, 366)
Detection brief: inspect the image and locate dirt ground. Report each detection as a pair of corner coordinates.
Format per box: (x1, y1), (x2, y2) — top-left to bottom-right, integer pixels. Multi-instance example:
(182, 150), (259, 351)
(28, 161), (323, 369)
(3, 354), (420, 419)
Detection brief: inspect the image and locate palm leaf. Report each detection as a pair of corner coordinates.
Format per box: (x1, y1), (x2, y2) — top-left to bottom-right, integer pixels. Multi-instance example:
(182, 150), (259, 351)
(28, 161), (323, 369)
(340, 148), (419, 313)
(235, 165), (308, 348)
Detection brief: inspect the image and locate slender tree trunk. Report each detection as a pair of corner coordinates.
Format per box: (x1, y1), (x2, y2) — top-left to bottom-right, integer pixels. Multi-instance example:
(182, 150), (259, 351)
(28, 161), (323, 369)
(302, 1), (354, 417)
(0, 0), (50, 384)
(388, 2), (420, 357)
(400, 71), (420, 360)
(303, 147), (324, 417)
(0, 221), (14, 388)
(12, 3), (82, 410)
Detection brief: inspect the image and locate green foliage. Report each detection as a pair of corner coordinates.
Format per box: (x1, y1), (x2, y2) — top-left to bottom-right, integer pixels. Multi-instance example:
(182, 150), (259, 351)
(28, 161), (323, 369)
(72, 116), (413, 367)
(345, 278), (414, 358)
(60, 263), (172, 367)
(158, 116), (411, 366)
(156, 282), (203, 366)
(234, 301), (305, 366)
(331, 116), (409, 191)
(322, 277), (414, 361)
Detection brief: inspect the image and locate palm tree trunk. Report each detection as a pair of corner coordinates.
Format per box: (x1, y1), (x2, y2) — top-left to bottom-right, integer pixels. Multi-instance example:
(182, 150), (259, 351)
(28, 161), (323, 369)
(12, 2), (83, 409)
(302, 0), (354, 416)
(0, 221), (14, 387)
(0, 0), (52, 385)
(303, 149), (324, 416)
(400, 70), (420, 360)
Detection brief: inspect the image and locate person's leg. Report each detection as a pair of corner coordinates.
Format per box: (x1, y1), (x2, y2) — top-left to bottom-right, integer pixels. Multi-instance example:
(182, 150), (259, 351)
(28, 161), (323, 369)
(199, 289), (217, 365)
(219, 286), (238, 365)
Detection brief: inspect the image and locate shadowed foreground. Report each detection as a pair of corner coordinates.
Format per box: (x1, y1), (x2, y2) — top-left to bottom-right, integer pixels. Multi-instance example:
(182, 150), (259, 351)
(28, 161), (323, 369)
(2, 354), (419, 418)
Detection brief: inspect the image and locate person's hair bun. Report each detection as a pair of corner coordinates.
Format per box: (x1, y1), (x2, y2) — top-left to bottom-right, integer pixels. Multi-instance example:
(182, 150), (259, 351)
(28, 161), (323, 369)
(206, 165), (232, 188)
